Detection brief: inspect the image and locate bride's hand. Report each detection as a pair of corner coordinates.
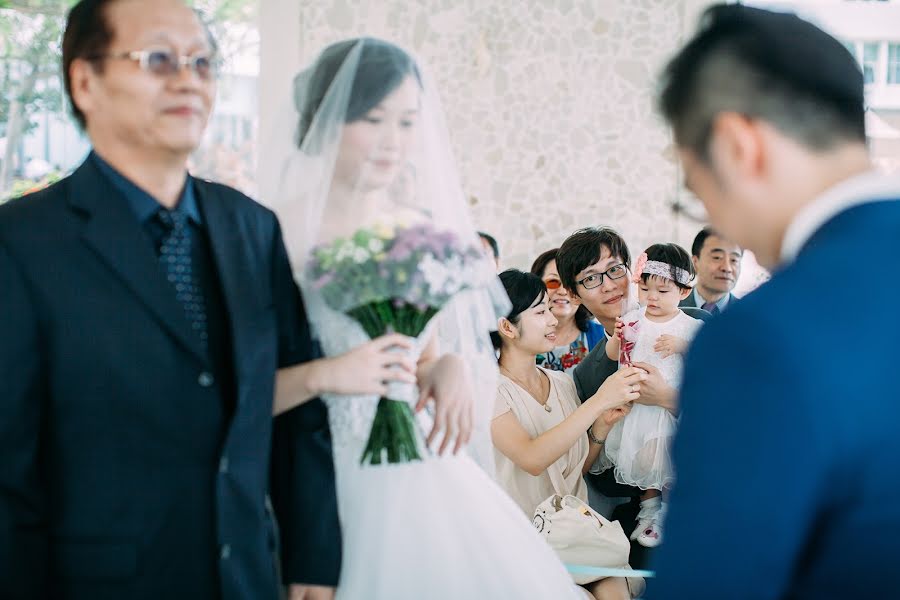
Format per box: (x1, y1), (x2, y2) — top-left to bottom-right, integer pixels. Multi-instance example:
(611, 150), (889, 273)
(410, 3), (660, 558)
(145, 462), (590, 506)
(415, 354), (473, 455)
(325, 334), (417, 396)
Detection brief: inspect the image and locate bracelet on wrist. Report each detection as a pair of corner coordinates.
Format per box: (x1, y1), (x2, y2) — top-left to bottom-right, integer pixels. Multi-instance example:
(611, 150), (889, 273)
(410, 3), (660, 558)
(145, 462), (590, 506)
(587, 426), (605, 445)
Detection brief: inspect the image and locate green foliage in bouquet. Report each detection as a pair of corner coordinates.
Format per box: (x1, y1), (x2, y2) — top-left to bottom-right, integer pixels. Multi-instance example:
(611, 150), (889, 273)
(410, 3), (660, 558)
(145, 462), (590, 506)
(307, 222), (485, 465)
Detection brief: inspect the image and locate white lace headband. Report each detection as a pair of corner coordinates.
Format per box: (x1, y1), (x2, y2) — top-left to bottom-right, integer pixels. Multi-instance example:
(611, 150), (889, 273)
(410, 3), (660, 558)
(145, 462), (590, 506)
(632, 253), (692, 286)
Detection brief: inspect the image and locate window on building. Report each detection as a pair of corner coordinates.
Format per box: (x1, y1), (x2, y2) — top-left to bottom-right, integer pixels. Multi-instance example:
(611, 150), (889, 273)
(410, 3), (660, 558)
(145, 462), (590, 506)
(889, 43), (900, 84)
(863, 42), (880, 84)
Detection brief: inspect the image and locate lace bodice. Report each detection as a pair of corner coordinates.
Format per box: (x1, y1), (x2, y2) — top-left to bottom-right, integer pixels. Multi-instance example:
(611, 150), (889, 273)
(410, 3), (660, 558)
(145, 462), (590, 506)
(308, 294), (433, 454)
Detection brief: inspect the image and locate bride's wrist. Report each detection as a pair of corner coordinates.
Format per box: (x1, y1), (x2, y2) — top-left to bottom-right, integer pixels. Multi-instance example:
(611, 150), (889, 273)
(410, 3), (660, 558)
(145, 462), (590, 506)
(307, 356), (334, 395)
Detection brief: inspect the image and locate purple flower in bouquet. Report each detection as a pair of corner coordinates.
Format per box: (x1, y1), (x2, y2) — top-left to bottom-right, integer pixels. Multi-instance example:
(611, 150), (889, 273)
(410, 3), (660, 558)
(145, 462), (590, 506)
(305, 221), (489, 465)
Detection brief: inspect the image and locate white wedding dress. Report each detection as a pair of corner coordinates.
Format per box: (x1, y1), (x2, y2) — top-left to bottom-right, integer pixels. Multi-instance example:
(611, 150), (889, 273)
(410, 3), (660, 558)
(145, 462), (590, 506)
(315, 304), (582, 599)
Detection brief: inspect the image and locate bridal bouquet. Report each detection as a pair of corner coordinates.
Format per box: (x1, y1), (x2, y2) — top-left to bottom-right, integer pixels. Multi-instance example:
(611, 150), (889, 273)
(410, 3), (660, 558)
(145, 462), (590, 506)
(307, 222), (486, 465)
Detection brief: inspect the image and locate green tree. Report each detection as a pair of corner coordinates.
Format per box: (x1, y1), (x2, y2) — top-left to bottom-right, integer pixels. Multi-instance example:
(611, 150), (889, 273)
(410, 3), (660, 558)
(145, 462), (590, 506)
(0, 0), (255, 198)
(0, 1), (74, 195)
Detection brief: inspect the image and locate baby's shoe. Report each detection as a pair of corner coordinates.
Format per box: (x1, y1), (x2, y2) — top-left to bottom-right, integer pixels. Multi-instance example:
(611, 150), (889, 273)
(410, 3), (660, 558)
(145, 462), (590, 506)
(630, 496), (661, 542)
(636, 502), (667, 548)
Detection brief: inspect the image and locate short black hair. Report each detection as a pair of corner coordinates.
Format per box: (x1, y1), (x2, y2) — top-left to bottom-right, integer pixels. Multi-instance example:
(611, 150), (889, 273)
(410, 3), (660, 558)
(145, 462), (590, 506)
(691, 227), (714, 258)
(556, 227), (632, 294)
(639, 243), (695, 291)
(530, 248), (593, 333)
(490, 269), (547, 351)
(478, 232), (500, 260)
(658, 4), (865, 162)
(295, 38), (421, 148)
(690, 226), (742, 258)
(63, 0), (117, 130)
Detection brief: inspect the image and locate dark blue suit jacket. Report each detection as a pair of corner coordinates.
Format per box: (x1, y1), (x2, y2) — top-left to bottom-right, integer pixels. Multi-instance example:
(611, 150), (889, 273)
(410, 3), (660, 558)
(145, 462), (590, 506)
(649, 199), (900, 598)
(0, 159), (339, 599)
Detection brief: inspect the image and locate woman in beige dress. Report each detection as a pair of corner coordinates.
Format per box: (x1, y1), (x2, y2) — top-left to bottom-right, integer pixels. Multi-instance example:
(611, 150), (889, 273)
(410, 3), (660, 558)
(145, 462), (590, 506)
(491, 269), (646, 600)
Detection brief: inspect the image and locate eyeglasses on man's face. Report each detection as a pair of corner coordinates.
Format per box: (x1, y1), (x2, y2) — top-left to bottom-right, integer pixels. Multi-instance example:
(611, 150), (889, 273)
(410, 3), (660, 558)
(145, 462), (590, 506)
(94, 48), (220, 80)
(576, 264), (628, 290)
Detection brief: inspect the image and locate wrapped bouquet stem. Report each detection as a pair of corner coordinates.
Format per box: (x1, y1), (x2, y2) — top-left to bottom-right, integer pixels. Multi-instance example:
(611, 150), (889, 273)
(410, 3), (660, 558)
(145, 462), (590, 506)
(349, 302), (436, 464)
(308, 222), (485, 465)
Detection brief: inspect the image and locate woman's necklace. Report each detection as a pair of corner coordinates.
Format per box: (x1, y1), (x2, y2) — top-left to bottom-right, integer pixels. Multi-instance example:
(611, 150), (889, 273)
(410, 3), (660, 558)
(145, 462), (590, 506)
(500, 366), (552, 413)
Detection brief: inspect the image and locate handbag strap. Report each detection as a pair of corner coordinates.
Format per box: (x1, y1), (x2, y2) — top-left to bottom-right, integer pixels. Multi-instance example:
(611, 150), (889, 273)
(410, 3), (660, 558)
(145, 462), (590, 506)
(543, 392), (575, 496)
(544, 447), (570, 497)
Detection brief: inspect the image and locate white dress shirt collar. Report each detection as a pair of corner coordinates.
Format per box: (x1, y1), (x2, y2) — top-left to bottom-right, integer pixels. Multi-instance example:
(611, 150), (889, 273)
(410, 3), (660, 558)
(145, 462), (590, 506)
(780, 170), (900, 264)
(692, 287), (730, 311)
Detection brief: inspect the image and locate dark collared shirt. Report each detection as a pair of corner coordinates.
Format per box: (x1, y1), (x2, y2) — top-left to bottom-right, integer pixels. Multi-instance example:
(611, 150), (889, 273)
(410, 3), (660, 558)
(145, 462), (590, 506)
(91, 150), (236, 418)
(90, 150), (201, 251)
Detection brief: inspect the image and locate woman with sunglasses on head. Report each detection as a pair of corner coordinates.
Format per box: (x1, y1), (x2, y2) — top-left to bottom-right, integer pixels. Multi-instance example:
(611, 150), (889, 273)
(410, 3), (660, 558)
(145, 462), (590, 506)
(531, 249), (606, 374)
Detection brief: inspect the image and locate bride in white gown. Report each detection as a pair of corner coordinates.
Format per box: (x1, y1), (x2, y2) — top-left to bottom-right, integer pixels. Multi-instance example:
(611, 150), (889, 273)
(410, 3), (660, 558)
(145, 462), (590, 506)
(266, 38), (585, 599)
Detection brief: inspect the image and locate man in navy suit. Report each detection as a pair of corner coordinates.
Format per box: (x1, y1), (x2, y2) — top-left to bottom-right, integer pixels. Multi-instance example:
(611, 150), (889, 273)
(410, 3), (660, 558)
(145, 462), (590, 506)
(679, 227), (742, 315)
(650, 4), (900, 598)
(0, 1), (349, 598)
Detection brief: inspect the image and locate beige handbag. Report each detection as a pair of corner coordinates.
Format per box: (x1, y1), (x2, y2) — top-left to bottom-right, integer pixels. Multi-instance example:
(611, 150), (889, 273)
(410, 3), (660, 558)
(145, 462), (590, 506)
(532, 493), (632, 585)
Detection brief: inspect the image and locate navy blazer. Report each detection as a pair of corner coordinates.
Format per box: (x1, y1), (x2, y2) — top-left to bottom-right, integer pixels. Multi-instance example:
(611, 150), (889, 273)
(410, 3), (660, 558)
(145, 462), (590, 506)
(0, 159), (339, 599)
(649, 199), (900, 598)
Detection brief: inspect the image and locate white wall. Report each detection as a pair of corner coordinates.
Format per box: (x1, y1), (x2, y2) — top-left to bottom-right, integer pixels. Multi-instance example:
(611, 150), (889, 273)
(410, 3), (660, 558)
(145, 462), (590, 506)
(257, 0), (716, 271)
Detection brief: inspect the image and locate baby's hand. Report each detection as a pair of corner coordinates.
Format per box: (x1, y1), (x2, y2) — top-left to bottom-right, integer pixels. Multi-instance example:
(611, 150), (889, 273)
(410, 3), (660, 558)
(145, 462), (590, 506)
(654, 335), (688, 358)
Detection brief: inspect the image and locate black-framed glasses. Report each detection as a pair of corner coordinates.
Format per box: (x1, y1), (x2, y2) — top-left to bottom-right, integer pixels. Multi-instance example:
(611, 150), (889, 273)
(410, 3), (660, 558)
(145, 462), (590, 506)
(576, 264), (628, 290)
(95, 49), (220, 80)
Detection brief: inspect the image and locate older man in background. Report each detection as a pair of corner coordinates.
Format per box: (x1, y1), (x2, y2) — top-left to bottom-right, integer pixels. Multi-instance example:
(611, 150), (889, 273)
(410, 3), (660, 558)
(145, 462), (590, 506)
(679, 226), (743, 315)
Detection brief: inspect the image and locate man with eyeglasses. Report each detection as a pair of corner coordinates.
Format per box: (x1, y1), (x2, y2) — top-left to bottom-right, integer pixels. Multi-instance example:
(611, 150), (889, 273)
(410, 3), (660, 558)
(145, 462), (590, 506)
(557, 227), (711, 421)
(0, 1), (338, 598)
(555, 226), (710, 567)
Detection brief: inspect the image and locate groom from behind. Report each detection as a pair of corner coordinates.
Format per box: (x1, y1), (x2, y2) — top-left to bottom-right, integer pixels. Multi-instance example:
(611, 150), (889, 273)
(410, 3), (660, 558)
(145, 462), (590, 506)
(650, 4), (900, 598)
(0, 1), (338, 597)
